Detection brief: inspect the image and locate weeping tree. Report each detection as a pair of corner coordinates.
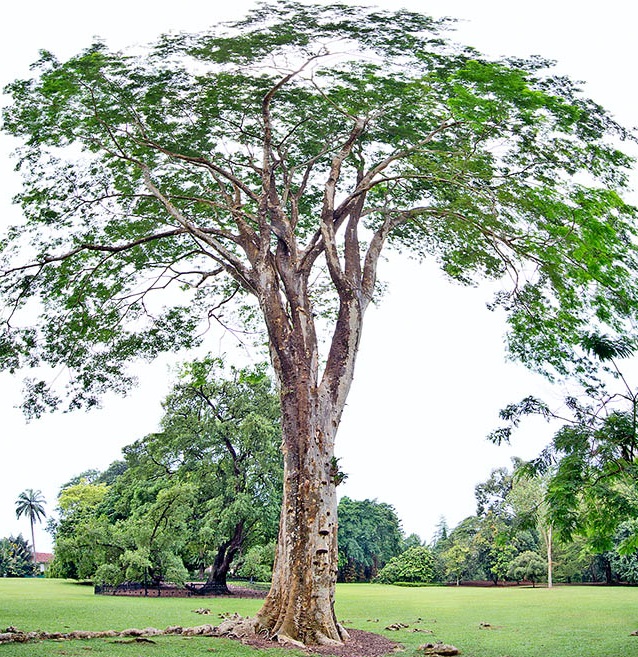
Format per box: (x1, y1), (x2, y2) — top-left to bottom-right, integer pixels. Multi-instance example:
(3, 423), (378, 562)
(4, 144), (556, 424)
(124, 358), (282, 594)
(2, 2), (638, 646)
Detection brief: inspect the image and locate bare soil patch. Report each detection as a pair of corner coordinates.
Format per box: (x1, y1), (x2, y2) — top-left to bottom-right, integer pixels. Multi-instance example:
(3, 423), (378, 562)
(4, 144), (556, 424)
(239, 628), (398, 657)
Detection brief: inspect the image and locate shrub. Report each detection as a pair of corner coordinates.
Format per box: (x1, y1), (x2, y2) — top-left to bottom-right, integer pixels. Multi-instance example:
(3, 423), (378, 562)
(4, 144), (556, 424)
(375, 546), (437, 584)
(0, 535), (36, 577)
(507, 550), (547, 586)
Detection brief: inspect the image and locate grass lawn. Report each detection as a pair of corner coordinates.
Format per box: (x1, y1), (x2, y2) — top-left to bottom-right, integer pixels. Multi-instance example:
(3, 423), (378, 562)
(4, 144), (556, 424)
(1, 579), (637, 656)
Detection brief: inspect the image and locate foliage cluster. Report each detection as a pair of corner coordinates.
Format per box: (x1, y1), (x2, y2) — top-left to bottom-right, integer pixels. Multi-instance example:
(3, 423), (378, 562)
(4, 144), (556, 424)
(475, 334), (638, 585)
(336, 497), (404, 582)
(374, 545), (439, 584)
(432, 457), (638, 586)
(0, 535), (35, 577)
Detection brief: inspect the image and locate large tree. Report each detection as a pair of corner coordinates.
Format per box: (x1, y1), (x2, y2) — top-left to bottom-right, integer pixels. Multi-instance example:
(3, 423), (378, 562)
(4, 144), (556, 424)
(50, 359), (282, 590)
(2, 2), (638, 645)
(119, 357), (282, 593)
(337, 497), (403, 581)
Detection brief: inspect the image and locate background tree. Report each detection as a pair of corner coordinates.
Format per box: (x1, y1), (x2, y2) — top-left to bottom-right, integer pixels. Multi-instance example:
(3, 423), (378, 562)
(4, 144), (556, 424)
(442, 543), (471, 585)
(2, 2), (638, 645)
(49, 358), (282, 590)
(48, 479), (110, 579)
(508, 466), (555, 586)
(137, 357), (282, 593)
(549, 537), (595, 584)
(438, 463), (544, 584)
(608, 521), (638, 583)
(472, 465), (521, 584)
(0, 535), (36, 577)
(375, 546), (439, 585)
(500, 335), (638, 557)
(236, 542), (277, 583)
(431, 517), (449, 547)
(507, 550), (546, 587)
(336, 497), (404, 582)
(14, 489), (46, 561)
(403, 533), (425, 551)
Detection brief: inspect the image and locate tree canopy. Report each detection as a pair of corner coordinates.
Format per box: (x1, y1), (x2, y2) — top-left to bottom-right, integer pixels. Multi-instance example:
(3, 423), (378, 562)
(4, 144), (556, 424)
(1, 2), (636, 412)
(337, 496), (404, 581)
(375, 545), (439, 584)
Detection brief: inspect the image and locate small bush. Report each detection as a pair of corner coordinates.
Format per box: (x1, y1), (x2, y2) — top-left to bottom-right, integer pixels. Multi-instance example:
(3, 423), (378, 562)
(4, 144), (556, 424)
(0, 535), (36, 577)
(375, 546), (437, 584)
(507, 550), (546, 586)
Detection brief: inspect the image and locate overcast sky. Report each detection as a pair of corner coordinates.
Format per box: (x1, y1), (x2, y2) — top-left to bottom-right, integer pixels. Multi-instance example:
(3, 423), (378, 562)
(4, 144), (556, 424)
(1, 0), (636, 553)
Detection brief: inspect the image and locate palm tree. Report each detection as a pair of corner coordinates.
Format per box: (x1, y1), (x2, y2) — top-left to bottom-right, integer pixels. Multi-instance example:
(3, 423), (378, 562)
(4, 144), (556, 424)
(15, 489), (46, 562)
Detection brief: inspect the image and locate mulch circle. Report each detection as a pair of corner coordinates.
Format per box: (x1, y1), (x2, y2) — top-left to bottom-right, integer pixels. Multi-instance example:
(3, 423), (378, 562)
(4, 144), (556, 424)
(240, 629), (398, 657)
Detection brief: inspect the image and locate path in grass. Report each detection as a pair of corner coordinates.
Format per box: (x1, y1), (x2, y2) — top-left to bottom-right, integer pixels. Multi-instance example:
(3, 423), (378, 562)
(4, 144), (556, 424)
(1, 579), (637, 657)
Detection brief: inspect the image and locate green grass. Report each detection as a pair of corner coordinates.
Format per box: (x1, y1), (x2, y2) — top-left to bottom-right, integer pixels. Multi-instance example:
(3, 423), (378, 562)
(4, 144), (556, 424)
(1, 579), (638, 656)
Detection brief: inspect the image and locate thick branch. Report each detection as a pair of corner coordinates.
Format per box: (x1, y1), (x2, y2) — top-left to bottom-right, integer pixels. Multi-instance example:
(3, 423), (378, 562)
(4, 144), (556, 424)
(140, 167), (259, 295)
(2, 228), (187, 275)
(301, 118), (460, 273)
(320, 116), (368, 290)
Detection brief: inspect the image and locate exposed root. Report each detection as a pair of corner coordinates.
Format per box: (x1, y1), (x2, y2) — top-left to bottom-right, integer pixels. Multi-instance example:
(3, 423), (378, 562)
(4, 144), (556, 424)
(336, 623), (351, 642)
(0, 617), (397, 656)
(215, 615), (396, 656)
(272, 632), (307, 649)
(215, 614), (264, 640)
(0, 624), (215, 645)
(217, 614), (348, 647)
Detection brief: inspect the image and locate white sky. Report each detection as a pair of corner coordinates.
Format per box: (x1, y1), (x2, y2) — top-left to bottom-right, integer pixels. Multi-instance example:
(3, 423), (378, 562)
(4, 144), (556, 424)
(0, 0), (636, 553)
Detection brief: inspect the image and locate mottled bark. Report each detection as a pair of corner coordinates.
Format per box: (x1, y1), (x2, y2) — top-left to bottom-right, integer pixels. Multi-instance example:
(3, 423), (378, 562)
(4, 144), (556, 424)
(250, 260), (364, 645)
(255, 390), (347, 646)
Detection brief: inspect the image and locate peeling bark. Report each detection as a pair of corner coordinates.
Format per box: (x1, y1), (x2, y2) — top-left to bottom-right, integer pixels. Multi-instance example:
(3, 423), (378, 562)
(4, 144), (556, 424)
(247, 276), (365, 645)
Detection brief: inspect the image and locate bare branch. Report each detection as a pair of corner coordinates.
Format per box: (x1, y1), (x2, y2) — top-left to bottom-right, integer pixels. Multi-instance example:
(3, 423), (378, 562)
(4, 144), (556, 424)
(320, 116), (369, 289)
(2, 228), (188, 276)
(140, 166), (258, 294)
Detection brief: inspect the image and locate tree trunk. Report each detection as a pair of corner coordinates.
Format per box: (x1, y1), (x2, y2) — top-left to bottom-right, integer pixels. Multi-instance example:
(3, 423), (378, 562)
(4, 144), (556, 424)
(29, 519), (36, 564)
(240, 207), (368, 645)
(254, 388), (348, 647)
(197, 522), (245, 595)
(546, 525), (553, 589)
(604, 557), (613, 585)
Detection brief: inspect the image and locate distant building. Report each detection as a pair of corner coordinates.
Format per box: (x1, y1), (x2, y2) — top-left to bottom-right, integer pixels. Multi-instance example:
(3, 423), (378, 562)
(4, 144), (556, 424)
(34, 552), (53, 575)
